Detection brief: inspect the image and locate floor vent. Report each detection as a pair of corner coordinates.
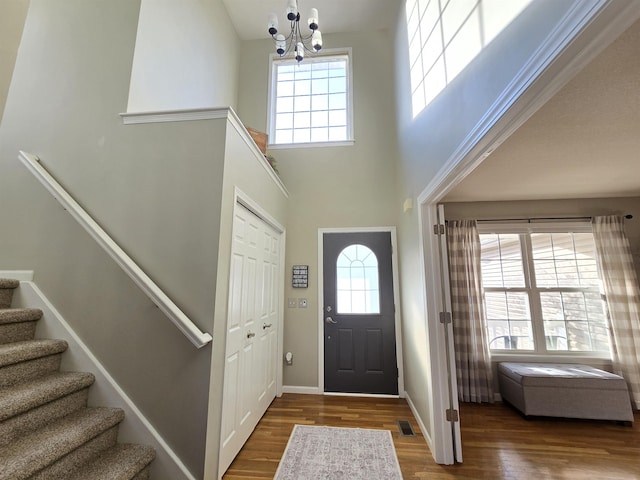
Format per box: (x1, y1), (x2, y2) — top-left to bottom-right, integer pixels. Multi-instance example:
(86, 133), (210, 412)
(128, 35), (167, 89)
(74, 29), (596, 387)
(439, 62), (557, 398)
(397, 419), (415, 436)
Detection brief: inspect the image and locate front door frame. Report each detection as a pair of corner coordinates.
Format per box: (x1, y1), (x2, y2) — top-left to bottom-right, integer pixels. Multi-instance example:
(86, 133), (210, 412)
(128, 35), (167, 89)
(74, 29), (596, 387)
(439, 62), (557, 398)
(318, 227), (405, 397)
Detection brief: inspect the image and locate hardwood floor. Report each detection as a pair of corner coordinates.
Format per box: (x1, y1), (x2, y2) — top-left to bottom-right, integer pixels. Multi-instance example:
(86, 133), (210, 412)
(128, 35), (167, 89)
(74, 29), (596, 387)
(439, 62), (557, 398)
(222, 393), (640, 479)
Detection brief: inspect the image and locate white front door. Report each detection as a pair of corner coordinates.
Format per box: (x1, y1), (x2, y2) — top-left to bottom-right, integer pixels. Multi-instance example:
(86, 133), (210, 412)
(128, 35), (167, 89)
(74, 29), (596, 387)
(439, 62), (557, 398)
(219, 203), (281, 477)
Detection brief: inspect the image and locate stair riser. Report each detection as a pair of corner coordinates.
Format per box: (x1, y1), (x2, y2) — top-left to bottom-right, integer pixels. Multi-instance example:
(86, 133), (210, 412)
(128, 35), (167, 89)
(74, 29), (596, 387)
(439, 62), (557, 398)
(0, 321), (37, 344)
(0, 388), (90, 448)
(0, 354), (63, 388)
(65, 444), (156, 480)
(29, 426), (120, 480)
(132, 465), (152, 480)
(0, 289), (14, 309)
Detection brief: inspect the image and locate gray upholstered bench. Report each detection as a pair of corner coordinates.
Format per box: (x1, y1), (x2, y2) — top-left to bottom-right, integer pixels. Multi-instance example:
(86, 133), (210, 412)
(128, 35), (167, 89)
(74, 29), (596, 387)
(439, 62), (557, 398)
(498, 362), (634, 423)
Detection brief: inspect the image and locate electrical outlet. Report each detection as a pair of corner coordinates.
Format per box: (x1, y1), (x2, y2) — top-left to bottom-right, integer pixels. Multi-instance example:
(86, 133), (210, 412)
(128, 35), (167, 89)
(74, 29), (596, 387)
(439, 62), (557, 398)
(298, 298), (308, 308)
(288, 298), (297, 308)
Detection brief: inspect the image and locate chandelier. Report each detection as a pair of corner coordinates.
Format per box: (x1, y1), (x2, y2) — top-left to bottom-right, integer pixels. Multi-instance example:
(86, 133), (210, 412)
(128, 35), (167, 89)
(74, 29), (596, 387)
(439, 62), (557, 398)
(268, 0), (323, 63)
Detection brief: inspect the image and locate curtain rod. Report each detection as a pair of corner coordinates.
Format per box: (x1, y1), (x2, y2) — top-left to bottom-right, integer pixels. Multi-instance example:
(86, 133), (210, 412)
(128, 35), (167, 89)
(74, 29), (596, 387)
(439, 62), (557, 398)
(475, 214), (633, 223)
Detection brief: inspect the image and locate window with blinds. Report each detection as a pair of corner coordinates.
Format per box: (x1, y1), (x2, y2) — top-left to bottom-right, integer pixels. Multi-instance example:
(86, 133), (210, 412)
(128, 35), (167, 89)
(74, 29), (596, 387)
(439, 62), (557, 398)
(479, 225), (611, 356)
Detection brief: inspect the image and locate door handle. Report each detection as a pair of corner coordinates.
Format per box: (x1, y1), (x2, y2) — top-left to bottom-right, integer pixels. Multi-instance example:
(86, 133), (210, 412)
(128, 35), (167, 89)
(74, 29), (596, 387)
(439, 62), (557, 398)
(325, 316), (338, 324)
(263, 323), (272, 329)
(246, 331), (256, 338)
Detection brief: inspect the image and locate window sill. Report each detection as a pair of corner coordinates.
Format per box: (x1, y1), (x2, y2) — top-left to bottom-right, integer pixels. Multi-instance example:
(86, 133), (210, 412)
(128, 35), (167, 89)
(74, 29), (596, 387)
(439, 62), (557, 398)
(268, 139), (355, 150)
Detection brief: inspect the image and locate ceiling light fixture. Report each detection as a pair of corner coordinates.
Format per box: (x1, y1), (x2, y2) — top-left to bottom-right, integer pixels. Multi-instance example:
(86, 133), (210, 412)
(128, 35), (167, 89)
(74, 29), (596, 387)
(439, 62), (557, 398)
(268, 0), (323, 63)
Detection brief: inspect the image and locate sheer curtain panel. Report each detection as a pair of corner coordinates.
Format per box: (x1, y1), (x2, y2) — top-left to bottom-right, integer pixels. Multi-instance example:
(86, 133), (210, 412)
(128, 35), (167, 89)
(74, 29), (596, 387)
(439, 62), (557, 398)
(592, 215), (640, 408)
(447, 220), (494, 403)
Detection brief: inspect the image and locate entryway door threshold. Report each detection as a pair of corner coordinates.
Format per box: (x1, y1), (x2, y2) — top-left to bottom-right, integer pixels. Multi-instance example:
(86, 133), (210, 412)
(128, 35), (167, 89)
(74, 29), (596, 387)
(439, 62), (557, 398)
(323, 392), (400, 399)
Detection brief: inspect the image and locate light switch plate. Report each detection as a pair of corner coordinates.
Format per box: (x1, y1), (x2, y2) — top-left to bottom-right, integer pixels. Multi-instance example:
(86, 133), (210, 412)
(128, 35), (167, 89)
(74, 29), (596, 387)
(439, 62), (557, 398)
(288, 298), (297, 308)
(298, 298), (308, 308)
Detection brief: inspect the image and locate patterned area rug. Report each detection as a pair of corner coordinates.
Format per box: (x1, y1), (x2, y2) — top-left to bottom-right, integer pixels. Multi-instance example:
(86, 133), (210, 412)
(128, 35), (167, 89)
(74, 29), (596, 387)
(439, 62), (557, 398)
(274, 425), (403, 480)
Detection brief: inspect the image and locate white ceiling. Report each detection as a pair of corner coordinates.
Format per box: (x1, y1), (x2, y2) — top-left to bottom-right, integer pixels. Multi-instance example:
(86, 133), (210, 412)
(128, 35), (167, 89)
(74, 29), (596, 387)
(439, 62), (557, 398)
(444, 18), (640, 203)
(221, 0), (397, 41)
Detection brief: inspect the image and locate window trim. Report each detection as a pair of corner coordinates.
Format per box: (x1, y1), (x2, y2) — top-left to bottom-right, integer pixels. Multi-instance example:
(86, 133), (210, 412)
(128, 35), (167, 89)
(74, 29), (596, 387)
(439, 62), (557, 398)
(477, 221), (612, 361)
(266, 48), (355, 149)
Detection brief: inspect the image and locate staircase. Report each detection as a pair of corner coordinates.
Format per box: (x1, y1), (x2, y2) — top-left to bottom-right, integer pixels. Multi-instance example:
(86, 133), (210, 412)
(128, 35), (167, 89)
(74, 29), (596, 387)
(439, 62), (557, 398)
(0, 278), (155, 479)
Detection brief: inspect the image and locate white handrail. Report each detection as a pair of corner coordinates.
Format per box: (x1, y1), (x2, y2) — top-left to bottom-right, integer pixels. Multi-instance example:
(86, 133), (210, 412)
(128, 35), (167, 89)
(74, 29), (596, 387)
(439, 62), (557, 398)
(18, 151), (213, 349)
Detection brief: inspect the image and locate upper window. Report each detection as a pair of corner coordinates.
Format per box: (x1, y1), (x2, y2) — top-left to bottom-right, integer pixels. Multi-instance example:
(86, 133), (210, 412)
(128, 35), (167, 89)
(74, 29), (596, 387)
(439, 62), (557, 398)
(478, 224), (610, 357)
(405, 0), (532, 118)
(268, 52), (353, 147)
(336, 244), (380, 314)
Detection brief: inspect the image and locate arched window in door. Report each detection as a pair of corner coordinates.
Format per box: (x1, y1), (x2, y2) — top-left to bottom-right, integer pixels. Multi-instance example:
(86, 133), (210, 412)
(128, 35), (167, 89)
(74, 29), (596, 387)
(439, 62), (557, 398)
(336, 244), (380, 314)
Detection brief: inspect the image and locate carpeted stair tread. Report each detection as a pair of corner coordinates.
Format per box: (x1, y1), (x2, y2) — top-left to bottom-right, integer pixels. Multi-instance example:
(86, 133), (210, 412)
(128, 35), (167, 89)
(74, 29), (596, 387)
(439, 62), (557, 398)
(0, 339), (68, 368)
(0, 407), (125, 479)
(66, 443), (156, 480)
(0, 308), (43, 325)
(0, 279), (156, 476)
(0, 371), (95, 421)
(0, 389), (90, 449)
(0, 279), (20, 289)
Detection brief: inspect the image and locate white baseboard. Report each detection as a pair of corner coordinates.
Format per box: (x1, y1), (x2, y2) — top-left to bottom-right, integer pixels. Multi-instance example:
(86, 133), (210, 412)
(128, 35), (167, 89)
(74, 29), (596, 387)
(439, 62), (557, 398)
(10, 279), (196, 480)
(405, 392), (434, 455)
(281, 385), (322, 395)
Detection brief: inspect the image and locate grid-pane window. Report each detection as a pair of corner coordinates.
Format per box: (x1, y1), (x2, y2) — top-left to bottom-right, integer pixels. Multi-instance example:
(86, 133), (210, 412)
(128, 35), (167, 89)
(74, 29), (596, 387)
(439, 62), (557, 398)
(336, 244), (380, 314)
(405, 0), (532, 118)
(479, 228), (610, 355)
(270, 54), (351, 146)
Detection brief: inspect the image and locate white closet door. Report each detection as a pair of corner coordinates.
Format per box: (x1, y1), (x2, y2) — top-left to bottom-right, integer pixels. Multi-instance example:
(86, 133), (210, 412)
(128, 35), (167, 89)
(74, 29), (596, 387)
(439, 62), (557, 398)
(256, 222), (279, 413)
(219, 203), (281, 477)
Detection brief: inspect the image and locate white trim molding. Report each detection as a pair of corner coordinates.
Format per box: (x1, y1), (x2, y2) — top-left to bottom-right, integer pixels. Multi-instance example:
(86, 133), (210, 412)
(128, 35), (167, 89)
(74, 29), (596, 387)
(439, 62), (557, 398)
(119, 107), (229, 125)
(282, 385), (323, 395)
(405, 392), (433, 454)
(226, 110), (289, 197)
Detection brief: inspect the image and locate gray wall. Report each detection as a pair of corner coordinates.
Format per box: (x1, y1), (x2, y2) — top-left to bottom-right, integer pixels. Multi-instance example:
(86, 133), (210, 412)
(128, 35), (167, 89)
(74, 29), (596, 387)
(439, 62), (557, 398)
(128, 0), (239, 112)
(0, 0), (29, 124)
(236, 31), (399, 389)
(204, 119), (289, 478)
(0, 0), (241, 477)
